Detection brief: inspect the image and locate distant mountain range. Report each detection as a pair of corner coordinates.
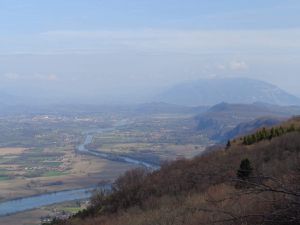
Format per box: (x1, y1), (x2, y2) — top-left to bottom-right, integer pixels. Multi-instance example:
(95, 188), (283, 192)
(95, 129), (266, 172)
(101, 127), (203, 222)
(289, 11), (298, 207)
(156, 78), (300, 106)
(2, 77), (300, 107)
(195, 102), (300, 141)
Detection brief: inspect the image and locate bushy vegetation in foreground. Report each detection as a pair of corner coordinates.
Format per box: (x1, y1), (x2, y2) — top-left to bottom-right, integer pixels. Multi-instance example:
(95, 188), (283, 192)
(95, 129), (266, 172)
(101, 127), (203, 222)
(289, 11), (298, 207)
(46, 119), (300, 225)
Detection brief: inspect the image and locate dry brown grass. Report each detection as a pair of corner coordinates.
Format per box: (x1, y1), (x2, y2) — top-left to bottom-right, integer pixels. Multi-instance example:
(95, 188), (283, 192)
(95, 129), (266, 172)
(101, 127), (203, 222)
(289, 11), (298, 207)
(0, 147), (27, 156)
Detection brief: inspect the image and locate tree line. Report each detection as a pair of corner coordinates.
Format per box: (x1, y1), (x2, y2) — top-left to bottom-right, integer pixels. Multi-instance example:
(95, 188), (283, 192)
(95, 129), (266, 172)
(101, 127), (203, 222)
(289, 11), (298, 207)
(242, 124), (299, 145)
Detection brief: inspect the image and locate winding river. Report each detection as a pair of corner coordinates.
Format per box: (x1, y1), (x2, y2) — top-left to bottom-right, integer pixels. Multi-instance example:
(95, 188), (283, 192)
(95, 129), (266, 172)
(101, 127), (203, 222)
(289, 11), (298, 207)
(0, 188), (94, 217)
(77, 132), (157, 169)
(0, 122), (158, 217)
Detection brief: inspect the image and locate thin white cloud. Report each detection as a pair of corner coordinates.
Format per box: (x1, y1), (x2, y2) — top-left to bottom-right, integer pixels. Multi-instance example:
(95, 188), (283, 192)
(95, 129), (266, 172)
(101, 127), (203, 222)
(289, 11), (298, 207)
(33, 74), (58, 81)
(229, 61), (248, 71)
(1, 28), (300, 55)
(216, 60), (249, 72)
(39, 28), (300, 52)
(3, 73), (20, 80)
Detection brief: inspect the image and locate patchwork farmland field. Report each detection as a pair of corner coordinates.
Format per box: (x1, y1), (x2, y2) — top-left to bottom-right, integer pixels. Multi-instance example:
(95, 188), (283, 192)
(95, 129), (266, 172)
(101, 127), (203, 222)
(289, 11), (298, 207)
(0, 109), (210, 224)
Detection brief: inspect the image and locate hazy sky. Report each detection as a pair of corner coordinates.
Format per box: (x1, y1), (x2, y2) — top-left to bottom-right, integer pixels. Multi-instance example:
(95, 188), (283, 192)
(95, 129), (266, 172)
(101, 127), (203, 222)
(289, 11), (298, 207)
(1, 0), (300, 103)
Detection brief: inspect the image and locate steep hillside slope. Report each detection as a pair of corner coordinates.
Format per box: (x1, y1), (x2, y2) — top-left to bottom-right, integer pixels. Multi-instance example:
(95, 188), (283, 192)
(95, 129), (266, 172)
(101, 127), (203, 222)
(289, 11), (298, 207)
(156, 78), (300, 106)
(221, 117), (282, 142)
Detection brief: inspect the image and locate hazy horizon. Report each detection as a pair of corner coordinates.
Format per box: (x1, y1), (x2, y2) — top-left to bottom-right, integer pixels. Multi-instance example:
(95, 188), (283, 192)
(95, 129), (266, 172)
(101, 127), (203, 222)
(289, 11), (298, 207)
(1, 0), (300, 104)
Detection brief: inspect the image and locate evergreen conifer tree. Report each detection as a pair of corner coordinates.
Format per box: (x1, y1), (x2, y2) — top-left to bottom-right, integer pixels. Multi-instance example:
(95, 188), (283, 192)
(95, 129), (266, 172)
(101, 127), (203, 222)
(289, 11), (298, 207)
(237, 158), (253, 180)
